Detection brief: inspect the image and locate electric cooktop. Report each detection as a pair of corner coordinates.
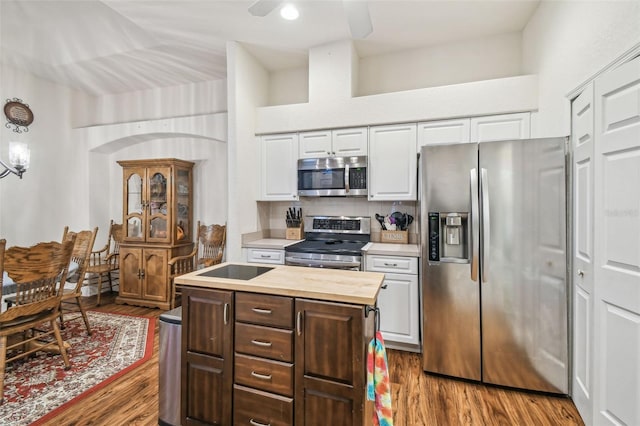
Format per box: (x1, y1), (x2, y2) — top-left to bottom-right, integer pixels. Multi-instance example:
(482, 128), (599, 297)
(198, 264), (273, 280)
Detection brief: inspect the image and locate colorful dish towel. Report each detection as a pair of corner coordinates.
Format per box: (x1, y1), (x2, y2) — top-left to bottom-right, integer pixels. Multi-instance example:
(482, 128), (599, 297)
(367, 331), (393, 426)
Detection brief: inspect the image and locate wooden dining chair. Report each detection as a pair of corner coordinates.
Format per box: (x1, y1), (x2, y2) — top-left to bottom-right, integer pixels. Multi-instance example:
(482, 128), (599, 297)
(86, 220), (123, 306)
(168, 222), (226, 308)
(58, 226), (98, 335)
(0, 236), (76, 403)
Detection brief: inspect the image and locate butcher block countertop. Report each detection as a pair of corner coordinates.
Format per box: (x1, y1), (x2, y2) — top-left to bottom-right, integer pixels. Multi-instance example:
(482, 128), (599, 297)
(174, 262), (384, 306)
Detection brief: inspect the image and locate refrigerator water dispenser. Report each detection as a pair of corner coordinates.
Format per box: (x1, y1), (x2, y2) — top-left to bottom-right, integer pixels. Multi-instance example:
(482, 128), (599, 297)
(428, 212), (469, 263)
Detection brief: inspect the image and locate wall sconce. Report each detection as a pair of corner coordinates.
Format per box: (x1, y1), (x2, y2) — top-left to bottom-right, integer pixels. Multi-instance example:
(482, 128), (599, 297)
(0, 142), (30, 179)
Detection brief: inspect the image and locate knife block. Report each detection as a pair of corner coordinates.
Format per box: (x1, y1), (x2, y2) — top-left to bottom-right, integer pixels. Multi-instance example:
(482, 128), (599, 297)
(286, 223), (303, 240)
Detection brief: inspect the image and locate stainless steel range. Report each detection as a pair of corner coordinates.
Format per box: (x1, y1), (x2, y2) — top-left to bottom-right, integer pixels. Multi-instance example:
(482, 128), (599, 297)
(285, 216), (371, 270)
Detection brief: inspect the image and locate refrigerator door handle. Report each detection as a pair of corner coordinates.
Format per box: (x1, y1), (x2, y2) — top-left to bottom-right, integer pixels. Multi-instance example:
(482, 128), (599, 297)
(470, 168), (479, 282)
(480, 168), (490, 283)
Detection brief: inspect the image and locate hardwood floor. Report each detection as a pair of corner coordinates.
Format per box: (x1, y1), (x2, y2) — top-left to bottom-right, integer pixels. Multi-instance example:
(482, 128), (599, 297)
(41, 293), (584, 425)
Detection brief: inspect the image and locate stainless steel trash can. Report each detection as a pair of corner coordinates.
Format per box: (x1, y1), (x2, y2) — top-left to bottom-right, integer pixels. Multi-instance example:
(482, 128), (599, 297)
(159, 306), (182, 426)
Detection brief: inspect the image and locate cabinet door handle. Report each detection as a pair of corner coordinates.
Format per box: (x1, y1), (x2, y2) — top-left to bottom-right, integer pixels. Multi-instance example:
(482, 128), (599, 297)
(223, 303), (229, 325)
(250, 371), (273, 380)
(252, 307), (272, 315)
(251, 339), (272, 347)
(249, 419), (271, 426)
(381, 284), (388, 289)
(296, 311), (302, 336)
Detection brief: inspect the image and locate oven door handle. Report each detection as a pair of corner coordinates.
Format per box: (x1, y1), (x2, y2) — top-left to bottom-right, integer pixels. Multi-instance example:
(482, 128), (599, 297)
(285, 256), (361, 269)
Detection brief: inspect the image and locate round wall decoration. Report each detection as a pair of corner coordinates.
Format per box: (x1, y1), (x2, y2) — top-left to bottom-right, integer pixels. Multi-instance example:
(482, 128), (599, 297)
(4, 98), (34, 133)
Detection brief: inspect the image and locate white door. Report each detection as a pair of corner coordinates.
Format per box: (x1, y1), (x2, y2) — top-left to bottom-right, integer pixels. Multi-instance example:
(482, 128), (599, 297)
(332, 127), (368, 157)
(259, 133), (299, 201)
(594, 56), (640, 426)
(470, 112), (530, 142)
(368, 123), (417, 201)
(572, 83), (595, 426)
(377, 273), (420, 349)
(417, 118), (470, 148)
(299, 130), (332, 158)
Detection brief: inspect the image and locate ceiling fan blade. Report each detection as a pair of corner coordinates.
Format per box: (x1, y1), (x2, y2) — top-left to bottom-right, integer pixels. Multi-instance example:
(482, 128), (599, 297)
(248, 0), (282, 17)
(343, 0), (373, 39)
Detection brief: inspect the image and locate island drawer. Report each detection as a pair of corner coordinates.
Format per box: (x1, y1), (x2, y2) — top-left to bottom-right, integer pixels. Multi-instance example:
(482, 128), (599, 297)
(235, 323), (294, 362)
(236, 292), (294, 329)
(234, 384), (293, 426)
(234, 353), (293, 397)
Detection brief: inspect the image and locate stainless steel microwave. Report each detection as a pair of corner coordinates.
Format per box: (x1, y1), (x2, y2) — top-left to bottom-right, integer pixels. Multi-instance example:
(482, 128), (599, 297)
(297, 156), (367, 197)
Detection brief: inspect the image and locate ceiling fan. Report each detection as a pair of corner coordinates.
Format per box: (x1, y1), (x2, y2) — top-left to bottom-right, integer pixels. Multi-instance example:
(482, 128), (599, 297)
(248, 0), (373, 39)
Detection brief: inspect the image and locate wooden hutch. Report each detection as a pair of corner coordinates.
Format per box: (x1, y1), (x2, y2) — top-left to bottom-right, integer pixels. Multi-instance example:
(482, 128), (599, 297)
(116, 158), (194, 309)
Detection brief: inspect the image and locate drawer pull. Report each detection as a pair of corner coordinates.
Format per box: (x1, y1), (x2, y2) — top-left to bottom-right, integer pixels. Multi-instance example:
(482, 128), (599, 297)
(249, 419), (271, 426)
(381, 284), (388, 289)
(251, 307), (273, 315)
(384, 262), (398, 267)
(250, 371), (273, 380)
(251, 339), (272, 347)
(260, 254), (272, 258)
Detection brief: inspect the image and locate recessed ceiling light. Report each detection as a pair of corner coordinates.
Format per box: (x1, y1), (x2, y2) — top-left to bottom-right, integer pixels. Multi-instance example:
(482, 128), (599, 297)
(280, 3), (299, 20)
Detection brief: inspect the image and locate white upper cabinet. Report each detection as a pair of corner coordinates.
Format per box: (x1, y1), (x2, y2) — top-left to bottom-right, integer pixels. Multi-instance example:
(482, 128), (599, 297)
(418, 118), (471, 148)
(259, 133), (299, 201)
(470, 112), (530, 142)
(299, 127), (367, 158)
(368, 123), (417, 201)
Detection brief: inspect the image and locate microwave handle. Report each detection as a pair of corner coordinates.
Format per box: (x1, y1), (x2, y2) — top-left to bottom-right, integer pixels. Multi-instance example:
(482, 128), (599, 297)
(345, 164), (350, 193)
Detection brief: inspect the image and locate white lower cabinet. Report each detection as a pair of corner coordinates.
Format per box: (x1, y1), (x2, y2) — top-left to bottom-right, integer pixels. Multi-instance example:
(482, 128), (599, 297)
(246, 248), (285, 264)
(365, 254), (420, 352)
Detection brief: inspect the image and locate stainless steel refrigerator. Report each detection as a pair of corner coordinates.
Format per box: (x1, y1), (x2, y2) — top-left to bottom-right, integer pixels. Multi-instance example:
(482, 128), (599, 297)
(420, 137), (569, 394)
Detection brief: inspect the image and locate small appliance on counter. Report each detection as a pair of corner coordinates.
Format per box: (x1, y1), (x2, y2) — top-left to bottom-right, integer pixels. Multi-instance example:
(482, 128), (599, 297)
(285, 207), (303, 240)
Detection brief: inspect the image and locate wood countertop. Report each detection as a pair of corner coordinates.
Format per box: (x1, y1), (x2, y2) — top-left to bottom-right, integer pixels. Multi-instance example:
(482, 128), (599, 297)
(174, 262), (384, 306)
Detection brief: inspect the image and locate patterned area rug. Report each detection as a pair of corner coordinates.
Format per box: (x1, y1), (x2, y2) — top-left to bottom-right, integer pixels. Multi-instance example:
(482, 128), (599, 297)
(0, 311), (155, 425)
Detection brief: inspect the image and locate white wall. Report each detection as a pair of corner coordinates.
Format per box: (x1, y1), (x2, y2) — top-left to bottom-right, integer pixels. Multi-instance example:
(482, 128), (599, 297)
(523, 1), (640, 137)
(79, 80), (228, 127)
(226, 41), (270, 261)
(0, 64), (94, 246)
(266, 198), (418, 241)
(358, 32), (523, 96)
(0, 62), (229, 248)
(76, 81), (229, 247)
(268, 67), (308, 106)
(256, 74), (538, 133)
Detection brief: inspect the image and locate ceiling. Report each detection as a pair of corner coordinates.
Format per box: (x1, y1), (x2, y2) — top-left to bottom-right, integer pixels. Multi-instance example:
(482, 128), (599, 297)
(0, 0), (540, 96)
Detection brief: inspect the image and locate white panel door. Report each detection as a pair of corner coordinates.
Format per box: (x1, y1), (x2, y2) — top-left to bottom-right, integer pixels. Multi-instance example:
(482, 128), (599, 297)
(332, 127), (368, 157)
(259, 133), (299, 201)
(572, 83), (595, 426)
(594, 56), (640, 426)
(299, 130), (332, 158)
(470, 112), (530, 142)
(417, 118), (470, 148)
(368, 123), (417, 201)
(376, 272), (420, 349)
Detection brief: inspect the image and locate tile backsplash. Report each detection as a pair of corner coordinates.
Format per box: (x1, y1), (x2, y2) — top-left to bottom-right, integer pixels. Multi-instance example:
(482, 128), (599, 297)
(264, 198), (419, 243)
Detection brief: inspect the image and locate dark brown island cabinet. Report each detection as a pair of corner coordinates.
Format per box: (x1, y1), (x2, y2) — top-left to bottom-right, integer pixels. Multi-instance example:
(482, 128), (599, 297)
(177, 264), (384, 426)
